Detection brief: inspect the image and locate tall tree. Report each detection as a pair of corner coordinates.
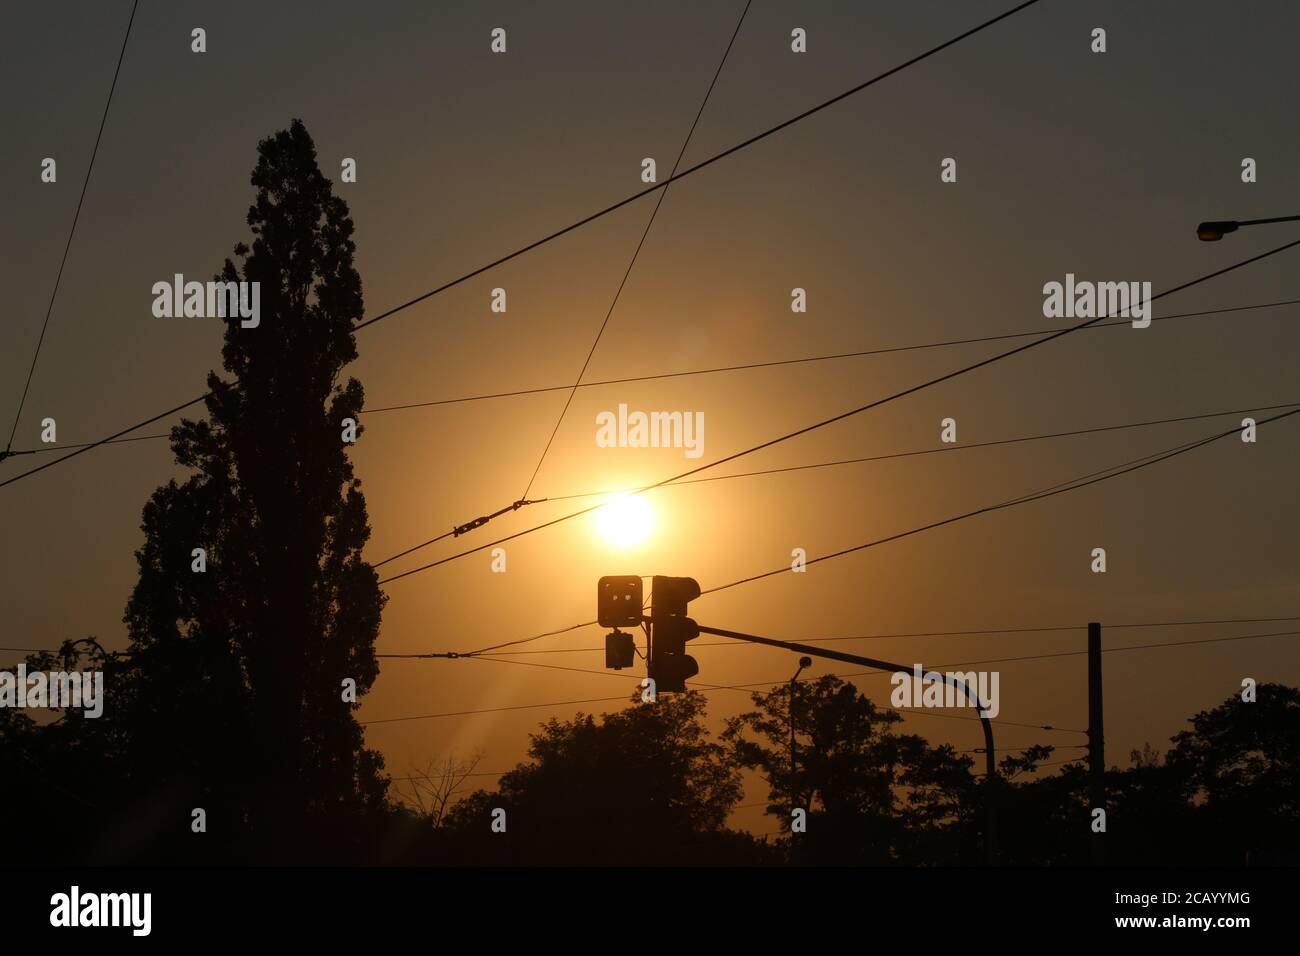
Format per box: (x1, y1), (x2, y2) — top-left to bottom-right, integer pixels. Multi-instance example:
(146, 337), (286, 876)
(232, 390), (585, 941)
(118, 119), (386, 859)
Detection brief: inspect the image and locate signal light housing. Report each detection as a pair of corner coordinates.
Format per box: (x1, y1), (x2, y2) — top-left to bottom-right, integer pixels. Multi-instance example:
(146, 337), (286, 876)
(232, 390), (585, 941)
(649, 575), (702, 693)
(598, 575), (643, 628)
(605, 630), (635, 670)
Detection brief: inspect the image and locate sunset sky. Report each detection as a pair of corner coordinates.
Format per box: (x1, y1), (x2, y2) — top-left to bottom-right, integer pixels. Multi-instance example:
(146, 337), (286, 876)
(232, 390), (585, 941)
(4, 0), (1300, 837)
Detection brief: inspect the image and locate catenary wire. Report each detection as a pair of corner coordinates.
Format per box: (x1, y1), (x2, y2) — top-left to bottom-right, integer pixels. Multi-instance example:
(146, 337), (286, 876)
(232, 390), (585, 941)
(518, 0), (753, 502)
(4, 0), (140, 459)
(0, 0), (1045, 489)
(373, 236), (1300, 585)
(15, 297), (1293, 458)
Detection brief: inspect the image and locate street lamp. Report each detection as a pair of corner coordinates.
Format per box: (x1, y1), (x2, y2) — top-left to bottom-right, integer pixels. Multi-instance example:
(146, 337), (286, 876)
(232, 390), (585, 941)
(1197, 214), (1300, 241)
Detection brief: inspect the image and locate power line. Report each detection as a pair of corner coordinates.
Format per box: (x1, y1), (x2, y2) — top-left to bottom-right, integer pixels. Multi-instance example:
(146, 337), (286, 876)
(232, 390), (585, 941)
(361, 692), (635, 725)
(372, 498), (550, 568)
(371, 374), (1294, 571)
(778, 628), (1300, 675)
(518, 0), (753, 503)
(16, 610), (1295, 678)
(465, 620), (599, 657)
(701, 406), (1300, 597)
(5, 432), (172, 457)
(6, 381), (1294, 541)
(364, 306), (1298, 567)
(362, 656), (1083, 733)
(482, 408), (1281, 669)
(3, 0), (139, 461)
(392, 748), (1089, 791)
(372, 393), (1298, 571)
(357, 297), (1300, 417)
(0, 0), (1046, 489)
(405, 405), (1296, 661)
(388, 771), (506, 782)
(462, 652), (1086, 733)
(468, 653), (651, 684)
(349, 0), (1045, 339)
(540, 399), (1299, 503)
(1027, 757), (1084, 770)
(476, 628), (1300, 683)
(382, 3), (754, 561)
(365, 626), (1299, 732)
(0, 392), (208, 489)
(374, 236), (1300, 586)
(12, 296), (1296, 459)
(975, 756), (1082, 777)
(410, 615), (1300, 658)
(527, 380), (1294, 630)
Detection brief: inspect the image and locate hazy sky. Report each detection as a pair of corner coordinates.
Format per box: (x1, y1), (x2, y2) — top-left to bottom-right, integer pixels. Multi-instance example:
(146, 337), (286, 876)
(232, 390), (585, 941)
(3, 0), (1299, 834)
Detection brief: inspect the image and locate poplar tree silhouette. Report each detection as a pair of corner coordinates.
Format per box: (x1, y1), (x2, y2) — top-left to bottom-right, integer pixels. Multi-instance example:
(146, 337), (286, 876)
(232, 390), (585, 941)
(117, 119), (386, 860)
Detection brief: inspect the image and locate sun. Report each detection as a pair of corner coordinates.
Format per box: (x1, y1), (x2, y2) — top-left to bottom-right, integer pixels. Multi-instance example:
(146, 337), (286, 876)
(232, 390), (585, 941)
(595, 494), (655, 549)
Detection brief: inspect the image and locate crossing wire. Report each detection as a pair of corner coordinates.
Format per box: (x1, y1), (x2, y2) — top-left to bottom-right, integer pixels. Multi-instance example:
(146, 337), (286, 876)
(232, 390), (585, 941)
(4, 0), (140, 460)
(475, 628), (1300, 686)
(363, 654), (1085, 734)
(361, 297), (1300, 416)
(13, 296), (1296, 458)
(404, 405), (1299, 659)
(699, 406), (1300, 597)
(374, 235), (1300, 586)
(0, 0), (1046, 490)
(363, 627), (1298, 730)
(380, 615), (1299, 659)
(538, 399), (1299, 503)
(371, 397), (1297, 568)
(518, 0), (753, 502)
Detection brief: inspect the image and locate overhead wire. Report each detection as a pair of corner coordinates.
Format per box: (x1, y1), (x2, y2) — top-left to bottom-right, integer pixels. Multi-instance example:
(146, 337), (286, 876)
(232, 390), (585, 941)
(373, 236), (1300, 586)
(12, 297), (1296, 459)
(0, 0), (1046, 489)
(516, 0), (754, 505)
(4, 0), (140, 461)
(397, 401), (1298, 660)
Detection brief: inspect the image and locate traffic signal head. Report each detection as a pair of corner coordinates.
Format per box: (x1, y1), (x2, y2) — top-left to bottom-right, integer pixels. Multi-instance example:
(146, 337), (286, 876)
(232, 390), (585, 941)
(605, 630), (635, 670)
(649, 575), (701, 693)
(651, 615), (699, 657)
(598, 575), (643, 627)
(649, 652), (699, 694)
(650, 576), (700, 618)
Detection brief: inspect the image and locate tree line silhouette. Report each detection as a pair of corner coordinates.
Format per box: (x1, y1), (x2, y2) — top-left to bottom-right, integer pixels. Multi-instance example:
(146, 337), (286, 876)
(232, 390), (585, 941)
(1, 120), (1296, 866)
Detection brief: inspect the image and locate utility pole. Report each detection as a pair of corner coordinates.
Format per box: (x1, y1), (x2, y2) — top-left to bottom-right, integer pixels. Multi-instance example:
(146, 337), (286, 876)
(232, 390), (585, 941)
(789, 656), (811, 817)
(790, 675), (797, 815)
(1088, 621), (1105, 865)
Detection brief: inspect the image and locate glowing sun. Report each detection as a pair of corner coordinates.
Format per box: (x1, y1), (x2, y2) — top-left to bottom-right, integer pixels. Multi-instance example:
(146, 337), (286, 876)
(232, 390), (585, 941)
(595, 495), (655, 549)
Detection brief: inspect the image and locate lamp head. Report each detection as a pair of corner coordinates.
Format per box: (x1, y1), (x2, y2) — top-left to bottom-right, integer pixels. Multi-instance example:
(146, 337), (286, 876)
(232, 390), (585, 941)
(1197, 220), (1238, 241)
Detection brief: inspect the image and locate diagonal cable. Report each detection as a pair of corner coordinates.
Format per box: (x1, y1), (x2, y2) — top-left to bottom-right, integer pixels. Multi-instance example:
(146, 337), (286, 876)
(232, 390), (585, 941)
(375, 235), (1300, 585)
(0, 0), (1046, 488)
(518, 0), (753, 501)
(4, 0), (140, 459)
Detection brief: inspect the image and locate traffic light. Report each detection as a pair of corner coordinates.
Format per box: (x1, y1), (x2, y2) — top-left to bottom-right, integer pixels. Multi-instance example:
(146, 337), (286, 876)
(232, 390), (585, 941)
(605, 630), (635, 670)
(598, 575), (643, 628)
(649, 575), (700, 693)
